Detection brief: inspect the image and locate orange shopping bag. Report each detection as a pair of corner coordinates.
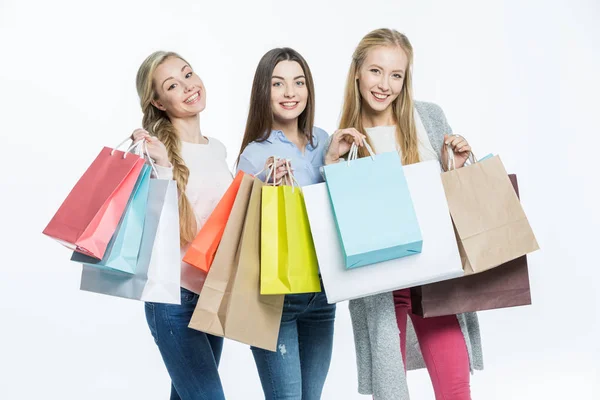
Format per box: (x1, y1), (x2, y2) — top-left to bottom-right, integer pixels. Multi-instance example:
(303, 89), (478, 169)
(183, 171), (245, 272)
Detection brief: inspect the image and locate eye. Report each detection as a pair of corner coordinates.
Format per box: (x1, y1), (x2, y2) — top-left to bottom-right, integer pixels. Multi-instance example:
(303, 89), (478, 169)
(185, 72), (193, 78)
(370, 68), (381, 75)
(296, 81), (305, 86)
(168, 83), (177, 90)
(393, 73), (403, 79)
(272, 81), (283, 87)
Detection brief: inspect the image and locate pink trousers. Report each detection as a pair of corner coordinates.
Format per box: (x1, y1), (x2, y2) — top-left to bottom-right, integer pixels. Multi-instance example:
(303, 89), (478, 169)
(393, 288), (471, 400)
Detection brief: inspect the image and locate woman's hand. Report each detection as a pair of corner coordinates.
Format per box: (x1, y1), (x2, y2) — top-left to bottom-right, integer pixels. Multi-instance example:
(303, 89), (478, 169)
(131, 128), (170, 167)
(441, 134), (472, 170)
(263, 157), (291, 185)
(325, 128), (367, 165)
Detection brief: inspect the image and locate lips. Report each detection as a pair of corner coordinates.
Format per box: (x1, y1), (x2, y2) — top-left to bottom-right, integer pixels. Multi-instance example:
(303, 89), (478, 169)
(280, 101), (299, 110)
(184, 90), (202, 104)
(371, 91), (389, 102)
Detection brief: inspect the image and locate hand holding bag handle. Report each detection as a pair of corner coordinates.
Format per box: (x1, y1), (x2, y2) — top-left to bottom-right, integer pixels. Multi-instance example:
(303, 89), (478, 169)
(445, 140), (477, 171)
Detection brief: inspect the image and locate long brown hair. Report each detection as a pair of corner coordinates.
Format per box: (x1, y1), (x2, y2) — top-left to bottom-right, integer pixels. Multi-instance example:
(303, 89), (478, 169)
(340, 28), (419, 165)
(136, 51), (197, 246)
(237, 48), (316, 162)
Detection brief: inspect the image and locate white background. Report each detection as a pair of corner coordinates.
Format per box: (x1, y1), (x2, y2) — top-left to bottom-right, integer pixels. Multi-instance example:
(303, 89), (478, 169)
(1, 0), (598, 399)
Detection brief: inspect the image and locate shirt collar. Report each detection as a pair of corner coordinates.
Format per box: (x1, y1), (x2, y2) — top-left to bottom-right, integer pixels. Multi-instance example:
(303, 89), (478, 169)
(266, 129), (318, 151)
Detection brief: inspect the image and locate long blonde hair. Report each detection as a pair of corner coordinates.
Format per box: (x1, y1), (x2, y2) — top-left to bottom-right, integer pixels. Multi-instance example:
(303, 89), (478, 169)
(340, 28), (419, 165)
(136, 51), (196, 246)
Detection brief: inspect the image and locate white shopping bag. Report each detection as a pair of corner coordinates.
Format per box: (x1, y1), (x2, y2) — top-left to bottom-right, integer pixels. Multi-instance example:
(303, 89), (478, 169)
(304, 160), (463, 303)
(79, 179), (181, 304)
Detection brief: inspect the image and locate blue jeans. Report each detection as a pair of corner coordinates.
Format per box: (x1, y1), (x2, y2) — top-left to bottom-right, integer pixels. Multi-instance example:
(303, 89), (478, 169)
(145, 288), (225, 400)
(251, 286), (336, 400)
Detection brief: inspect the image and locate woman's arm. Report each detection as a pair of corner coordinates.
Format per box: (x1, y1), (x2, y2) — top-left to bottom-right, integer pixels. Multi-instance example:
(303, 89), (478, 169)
(433, 106), (472, 170)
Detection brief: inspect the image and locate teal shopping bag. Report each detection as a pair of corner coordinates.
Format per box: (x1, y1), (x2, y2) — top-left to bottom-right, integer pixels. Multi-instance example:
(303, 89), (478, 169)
(323, 146), (422, 269)
(71, 164), (151, 273)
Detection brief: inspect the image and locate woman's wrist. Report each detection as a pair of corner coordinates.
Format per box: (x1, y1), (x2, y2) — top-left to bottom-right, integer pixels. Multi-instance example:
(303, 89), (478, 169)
(155, 156), (171, 168)
(324, 153), (340, 165)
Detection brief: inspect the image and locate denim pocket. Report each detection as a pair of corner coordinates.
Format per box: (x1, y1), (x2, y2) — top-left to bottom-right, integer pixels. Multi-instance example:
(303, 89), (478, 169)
(181, 288), (198, 304)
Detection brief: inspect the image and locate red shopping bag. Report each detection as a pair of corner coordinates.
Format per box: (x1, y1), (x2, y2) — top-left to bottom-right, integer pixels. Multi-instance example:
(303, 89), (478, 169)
(43, 141), (146, 259)
(183, 171), (245, 272)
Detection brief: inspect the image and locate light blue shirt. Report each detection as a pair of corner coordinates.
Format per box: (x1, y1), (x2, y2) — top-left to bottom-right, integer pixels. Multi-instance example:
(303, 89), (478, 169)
(236, 127), (329, 187)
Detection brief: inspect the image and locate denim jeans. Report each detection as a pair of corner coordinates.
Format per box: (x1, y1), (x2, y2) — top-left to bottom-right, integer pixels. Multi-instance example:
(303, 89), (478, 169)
(145, 288), (225, 400)
(251, 285), (336, 400)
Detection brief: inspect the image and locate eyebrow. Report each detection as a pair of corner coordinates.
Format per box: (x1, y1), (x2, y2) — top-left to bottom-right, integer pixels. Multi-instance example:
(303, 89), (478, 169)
(162, 65), (191, 88)
(368, 64), (405, 73)
(272, 75), (306, 80)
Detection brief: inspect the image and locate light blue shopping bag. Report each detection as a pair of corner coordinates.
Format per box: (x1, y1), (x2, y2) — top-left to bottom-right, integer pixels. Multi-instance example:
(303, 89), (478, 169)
(323, 146), (422, 269)
(71, 164), (151, 273)
(78, 178), (181, 304)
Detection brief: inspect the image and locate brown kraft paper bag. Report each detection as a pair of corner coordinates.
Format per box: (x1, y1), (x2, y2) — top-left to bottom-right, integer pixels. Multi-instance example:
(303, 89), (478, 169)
(441, 155), (539, 274)
(225, 178), (284, 351)
(189, 176), (284, 351)
(412, 175), (532, 317)
(188, 174), (254, 335)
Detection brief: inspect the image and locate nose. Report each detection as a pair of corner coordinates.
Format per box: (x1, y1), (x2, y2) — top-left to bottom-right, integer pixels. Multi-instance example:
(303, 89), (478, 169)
(377, 76), (390, 92)
(284, 84), (295, 98)
(184, 82), (196, 92)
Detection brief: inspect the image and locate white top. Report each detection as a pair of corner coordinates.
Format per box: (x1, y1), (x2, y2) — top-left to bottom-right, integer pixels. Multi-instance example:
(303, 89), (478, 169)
(155, 137), (233, 294)
(365, 109), (439, 161)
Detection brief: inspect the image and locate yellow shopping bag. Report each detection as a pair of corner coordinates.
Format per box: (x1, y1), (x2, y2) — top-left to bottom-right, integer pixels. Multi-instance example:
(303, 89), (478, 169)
(260, 161), (321, 295)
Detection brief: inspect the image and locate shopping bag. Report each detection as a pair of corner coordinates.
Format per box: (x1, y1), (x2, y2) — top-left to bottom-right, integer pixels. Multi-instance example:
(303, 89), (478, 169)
(189, 177), (284, 351)
(43, 139), (146, 259)
(304, 160), (463, 303)
(183, 171), (245, 272)
(79, 178), (181, 304)
(411, 175), (532, 317)
(441, 151), (539, 274)
(188, 173), (254, 334)
(71, 164), (151, 273)
(261, 161), (321, 294)
(322, 144), (422, 268)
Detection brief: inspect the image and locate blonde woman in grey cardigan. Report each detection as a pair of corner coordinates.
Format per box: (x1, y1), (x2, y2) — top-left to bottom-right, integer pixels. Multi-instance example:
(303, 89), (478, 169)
(323, 29), (483, 400)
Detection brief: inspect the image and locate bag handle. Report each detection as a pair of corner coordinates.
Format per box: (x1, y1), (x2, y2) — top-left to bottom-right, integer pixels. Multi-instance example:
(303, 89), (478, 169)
(263, 157), (283, 186)
(110, 137), (160, 177)
(283, 158), (301, 192)
(110, 137), (144, 159)
(261, 156), (300, 191)
(140, 140), (160, 177)
(445, 141), (477, 171)
(347, 141), (375, 166)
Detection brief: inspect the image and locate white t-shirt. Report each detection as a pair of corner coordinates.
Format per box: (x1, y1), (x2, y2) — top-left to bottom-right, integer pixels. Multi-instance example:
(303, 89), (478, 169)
(155, 137), (233, 294)
(365, 109), (438, 161)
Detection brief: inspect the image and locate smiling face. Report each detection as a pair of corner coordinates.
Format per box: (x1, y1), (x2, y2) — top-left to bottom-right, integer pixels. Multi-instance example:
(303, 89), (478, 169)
(270, 60), (308, 126)
(151, 56), (206, 119)
(356, 45), (408, 115)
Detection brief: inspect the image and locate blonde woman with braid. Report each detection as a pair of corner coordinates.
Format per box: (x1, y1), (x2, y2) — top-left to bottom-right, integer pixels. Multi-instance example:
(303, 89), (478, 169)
(131, 51), (231, 400)
(323, 29), (484, 399)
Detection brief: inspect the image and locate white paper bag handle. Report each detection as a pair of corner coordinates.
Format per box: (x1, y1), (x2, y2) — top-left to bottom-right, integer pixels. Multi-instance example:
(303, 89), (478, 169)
(263, 156), (283, 186)
(445, 142), (477, 171)
(260, 156), (300, 192)
(347, 141), (375, 166)
(446, 143), (456, 171)
(261, 156), (299, 188)
(140, 140), (160, 177)
(110, 137), (144, 159)
(283, 158), (301, 192)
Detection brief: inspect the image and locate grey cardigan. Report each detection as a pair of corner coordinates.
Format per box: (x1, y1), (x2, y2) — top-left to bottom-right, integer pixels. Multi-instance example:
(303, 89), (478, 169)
(348, 101), (484, 400)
